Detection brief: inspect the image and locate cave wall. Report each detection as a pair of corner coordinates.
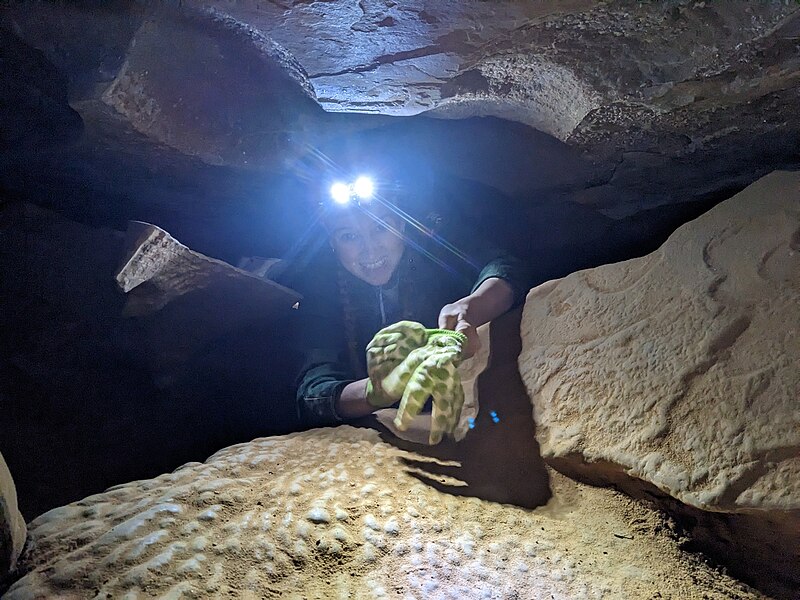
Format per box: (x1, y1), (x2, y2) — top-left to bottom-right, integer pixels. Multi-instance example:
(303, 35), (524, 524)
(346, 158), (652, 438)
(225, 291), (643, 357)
(1, 1), (799, 242)
(519, 171), (800, 597)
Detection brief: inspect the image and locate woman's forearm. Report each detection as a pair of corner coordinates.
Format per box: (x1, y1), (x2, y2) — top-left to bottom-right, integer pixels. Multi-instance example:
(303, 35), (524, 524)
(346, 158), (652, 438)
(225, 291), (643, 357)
(461, 277), (514, 327)
(437, 277), (514, 358)
(335, 378), (375, 419)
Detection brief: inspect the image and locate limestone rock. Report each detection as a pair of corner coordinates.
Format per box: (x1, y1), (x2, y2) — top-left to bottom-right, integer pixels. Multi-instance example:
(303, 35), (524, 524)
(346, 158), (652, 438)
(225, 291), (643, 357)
(519, 171), (800, 515)
(0, 452), (25, 579)
(4, 2), (800, 225)
(182, 1), (797, 138)
(6, 427), (760, 599)
(116, 220), (299, 318)
(100, 7), (323, 169)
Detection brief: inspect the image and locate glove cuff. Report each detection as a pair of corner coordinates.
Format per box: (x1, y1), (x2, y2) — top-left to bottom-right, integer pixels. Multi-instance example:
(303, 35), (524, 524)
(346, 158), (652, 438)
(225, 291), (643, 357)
(424, 329), (468, 345)
(366, 379), (396, 408)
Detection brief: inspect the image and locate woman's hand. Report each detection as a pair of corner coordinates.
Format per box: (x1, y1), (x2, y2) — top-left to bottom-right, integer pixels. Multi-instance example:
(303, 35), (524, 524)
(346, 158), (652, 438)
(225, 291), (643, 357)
(438, 299), (481, 358)
(438, 277), (515, 358)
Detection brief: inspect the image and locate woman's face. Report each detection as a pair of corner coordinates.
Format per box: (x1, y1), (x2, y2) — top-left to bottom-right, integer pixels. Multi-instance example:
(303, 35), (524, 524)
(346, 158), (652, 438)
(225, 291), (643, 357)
(327, 206), (406, 286)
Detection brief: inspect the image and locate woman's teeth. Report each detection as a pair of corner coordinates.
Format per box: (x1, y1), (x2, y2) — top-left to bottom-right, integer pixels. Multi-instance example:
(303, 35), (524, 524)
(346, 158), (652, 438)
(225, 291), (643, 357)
(360, 258), (387, 270)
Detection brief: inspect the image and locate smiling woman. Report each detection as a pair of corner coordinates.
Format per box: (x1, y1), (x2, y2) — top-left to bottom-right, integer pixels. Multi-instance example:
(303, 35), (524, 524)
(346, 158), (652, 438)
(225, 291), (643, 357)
(275, 184), (531, 430)
(325, 204), (406, 286)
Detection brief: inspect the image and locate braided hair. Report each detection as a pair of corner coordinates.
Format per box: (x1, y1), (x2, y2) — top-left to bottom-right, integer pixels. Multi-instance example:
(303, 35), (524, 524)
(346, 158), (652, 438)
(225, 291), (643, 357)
(337, 266), (364, 378)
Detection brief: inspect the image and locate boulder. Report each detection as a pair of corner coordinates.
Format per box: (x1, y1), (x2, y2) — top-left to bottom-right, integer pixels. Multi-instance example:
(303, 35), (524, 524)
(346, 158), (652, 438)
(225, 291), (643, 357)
(5, 427), (759, 599)
(0, 452), (25, 579)
(518, 171), (800, 596)
(519, 170), (800, 515)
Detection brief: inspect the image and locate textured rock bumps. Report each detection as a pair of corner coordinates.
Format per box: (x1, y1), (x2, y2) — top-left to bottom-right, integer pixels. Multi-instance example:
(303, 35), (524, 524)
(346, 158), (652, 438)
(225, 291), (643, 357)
(5, 427), (758, 599)
(520, 171), (800, 515)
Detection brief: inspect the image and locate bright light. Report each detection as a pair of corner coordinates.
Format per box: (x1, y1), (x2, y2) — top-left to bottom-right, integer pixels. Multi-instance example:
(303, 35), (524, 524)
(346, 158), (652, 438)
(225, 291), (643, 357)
(353, 176), (374, 200)
(330, 182), (351, 205)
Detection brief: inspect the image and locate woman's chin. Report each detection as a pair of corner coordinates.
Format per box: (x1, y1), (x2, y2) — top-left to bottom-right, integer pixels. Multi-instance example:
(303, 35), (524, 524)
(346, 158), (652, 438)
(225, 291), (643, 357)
(358, 268), (392, 286)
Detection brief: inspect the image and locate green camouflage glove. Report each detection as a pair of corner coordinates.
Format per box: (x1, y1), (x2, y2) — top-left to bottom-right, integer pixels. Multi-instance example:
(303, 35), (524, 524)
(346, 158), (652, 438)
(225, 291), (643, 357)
(382, 329), (467, 444)
(365, 321), (428, 407)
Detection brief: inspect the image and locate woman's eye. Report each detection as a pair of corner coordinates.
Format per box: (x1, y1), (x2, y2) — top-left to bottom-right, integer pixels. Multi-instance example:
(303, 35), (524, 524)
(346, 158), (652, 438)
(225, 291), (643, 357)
(339, 232), (358, 243)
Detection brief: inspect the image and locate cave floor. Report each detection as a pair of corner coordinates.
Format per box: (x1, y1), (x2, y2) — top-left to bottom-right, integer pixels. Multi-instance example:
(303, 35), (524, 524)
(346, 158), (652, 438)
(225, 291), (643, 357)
(6, 426), (765, 600)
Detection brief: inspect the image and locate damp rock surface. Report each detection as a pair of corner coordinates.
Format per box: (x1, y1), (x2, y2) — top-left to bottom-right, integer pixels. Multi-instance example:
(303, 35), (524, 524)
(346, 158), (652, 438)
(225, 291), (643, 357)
(6, 426), (758, 599)
(0, 452), (26, 580)
(520, 170), (800, 515)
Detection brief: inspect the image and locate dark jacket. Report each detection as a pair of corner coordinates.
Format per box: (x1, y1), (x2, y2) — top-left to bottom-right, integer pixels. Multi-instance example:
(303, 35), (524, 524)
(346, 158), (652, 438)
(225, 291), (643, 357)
(278, 224), (530, 428)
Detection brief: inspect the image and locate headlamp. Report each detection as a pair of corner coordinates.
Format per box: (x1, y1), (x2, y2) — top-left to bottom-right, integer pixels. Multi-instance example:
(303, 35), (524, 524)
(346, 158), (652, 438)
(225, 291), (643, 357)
(329, 175), (374, 206)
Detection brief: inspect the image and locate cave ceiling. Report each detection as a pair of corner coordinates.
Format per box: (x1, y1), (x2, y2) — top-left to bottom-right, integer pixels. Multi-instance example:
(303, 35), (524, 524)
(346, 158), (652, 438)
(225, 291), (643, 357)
(1, 0), (799, 260)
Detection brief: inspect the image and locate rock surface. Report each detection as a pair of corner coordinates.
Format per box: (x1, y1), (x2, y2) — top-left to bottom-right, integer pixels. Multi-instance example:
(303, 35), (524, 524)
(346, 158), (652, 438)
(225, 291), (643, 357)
(116, 220), (298, 316)
(0, 452), (25, 581)
(100, 7), (322, 169)
(5, 426), (760, 599)
(519, 171), (800, 516)
(2, 1), (799, 226)
(183, 0), (798, 139)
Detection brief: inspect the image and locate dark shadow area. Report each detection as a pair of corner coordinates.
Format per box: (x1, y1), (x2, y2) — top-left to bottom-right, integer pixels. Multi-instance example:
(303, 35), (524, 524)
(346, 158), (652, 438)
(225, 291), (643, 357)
(370, 309), (552, 510)
(0, 24), (84, 154)
(546, 455), (800, 600)
(0, 318), (301, 522)
(0, 203), (302, 520)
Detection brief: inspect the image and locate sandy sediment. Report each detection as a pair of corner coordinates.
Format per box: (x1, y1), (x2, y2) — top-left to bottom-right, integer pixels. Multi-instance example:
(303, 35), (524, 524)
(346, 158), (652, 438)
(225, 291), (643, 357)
(5, 426), (762, 599)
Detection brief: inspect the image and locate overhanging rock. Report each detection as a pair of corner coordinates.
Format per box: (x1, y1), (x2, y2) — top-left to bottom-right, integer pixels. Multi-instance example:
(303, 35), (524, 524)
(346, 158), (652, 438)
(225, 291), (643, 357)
(115, 221), (301, 382)
(116, 220), (300, 318)
(101, 6), (322, 169)
(519, 170), (800, 516)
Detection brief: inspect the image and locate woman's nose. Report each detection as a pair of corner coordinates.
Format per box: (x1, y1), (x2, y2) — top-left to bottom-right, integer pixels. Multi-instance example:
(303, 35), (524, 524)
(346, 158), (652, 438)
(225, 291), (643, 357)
(364, 232), (384, 253)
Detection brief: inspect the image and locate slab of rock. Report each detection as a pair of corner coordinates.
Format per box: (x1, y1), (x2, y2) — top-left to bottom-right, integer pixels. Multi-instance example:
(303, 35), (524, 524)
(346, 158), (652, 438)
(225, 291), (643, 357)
(519, 170), (800, 516)
(0, 452), (25, 579)
(115, 220), (301, 382)
(5, 426), (760, 599)
(100, 6), (323, 169)
(116, 220), (299, 318)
